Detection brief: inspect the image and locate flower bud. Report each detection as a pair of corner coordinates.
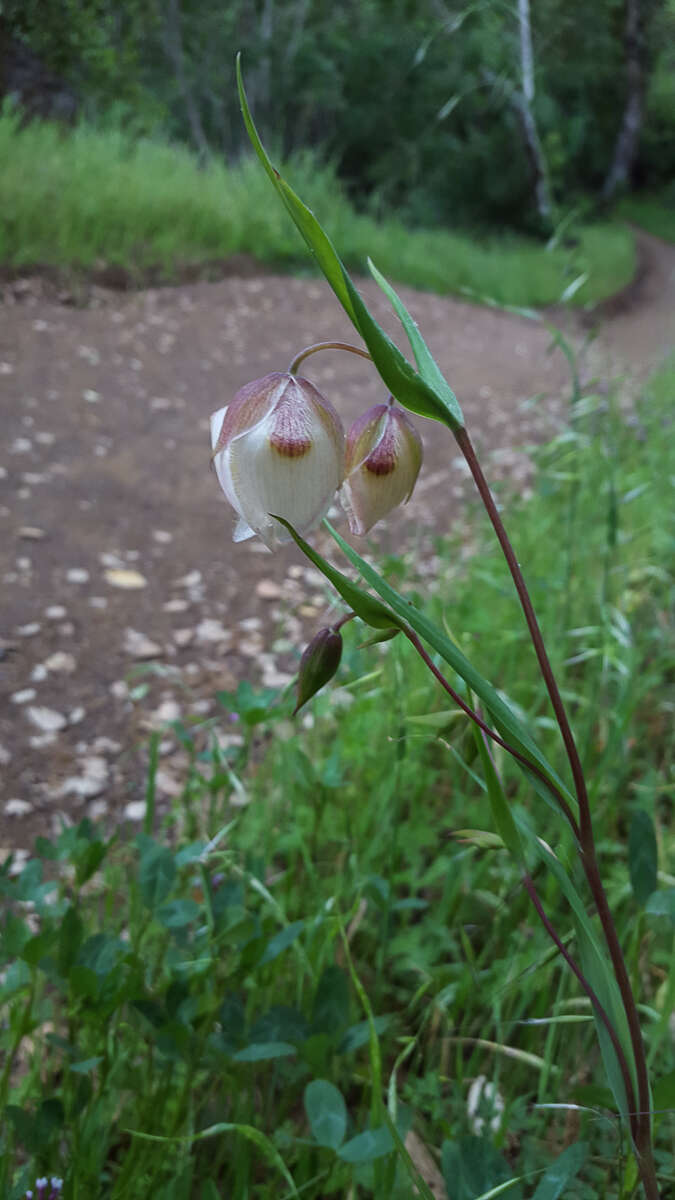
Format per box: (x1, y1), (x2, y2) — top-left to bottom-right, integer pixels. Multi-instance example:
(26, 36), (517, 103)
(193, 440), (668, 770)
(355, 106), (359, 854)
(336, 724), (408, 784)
(294, 626), (343, 714)
(340, 399), (422, 536)
(210, 373), (345, 550)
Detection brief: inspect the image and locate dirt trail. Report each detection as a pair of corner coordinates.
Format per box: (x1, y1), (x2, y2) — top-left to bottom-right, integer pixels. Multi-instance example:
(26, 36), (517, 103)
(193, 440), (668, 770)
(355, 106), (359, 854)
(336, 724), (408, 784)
(1, 232), (673, 851)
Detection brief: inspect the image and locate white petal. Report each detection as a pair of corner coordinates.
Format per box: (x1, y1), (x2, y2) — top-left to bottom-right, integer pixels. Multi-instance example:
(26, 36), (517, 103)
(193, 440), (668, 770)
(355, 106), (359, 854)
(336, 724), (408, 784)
(228, 408), (342, 549)
(210, 405), (229, 451)
(233, 516), (256, 542)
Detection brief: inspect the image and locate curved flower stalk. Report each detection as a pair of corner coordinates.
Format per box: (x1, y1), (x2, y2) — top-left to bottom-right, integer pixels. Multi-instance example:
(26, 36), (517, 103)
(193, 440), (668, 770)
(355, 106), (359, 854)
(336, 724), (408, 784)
(341, 398), (423, 536)
(210, 372), (344, 550)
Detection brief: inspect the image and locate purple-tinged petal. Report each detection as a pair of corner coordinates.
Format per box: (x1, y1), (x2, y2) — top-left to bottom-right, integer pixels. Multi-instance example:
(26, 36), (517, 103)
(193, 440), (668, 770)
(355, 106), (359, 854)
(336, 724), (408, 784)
(340, 401), (422, 535)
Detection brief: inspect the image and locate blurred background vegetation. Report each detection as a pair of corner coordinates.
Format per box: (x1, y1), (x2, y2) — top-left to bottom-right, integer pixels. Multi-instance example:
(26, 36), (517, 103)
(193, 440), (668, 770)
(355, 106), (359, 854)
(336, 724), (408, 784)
(1, 0), (674, 238)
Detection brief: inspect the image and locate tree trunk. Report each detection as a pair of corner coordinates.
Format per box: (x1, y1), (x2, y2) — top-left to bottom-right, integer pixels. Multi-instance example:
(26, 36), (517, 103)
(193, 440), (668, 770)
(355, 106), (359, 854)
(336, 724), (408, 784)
(516, 0), (554, 228)
(603, 0), (647, 199)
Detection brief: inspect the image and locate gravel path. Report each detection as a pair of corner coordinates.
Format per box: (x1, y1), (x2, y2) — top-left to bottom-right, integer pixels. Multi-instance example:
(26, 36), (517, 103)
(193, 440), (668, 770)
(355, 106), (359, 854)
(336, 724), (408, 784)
(1, 232), (673, 851)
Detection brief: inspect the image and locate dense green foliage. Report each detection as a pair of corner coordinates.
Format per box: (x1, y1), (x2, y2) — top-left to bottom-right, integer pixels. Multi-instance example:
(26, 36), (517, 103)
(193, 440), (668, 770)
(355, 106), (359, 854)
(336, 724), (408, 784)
(0, 110), (636, 307)
(2, 354), (673, 1198)
(3, 0), (674, 232)
(619, 183), (675, 241)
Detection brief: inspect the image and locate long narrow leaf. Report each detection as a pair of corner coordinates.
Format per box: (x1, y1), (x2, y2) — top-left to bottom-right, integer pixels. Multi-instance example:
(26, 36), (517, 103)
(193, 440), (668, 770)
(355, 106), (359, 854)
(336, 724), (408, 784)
(236, 54), (355, 322)
(236, 56), (457, 428)
(324, 520), (574, 812)
(127, 1122), (298, 1196)
(273, 517), (402, 630)
(522, 825), (638, 1125)
(473, 725), (525, 863)
(368, 258), (464, 429)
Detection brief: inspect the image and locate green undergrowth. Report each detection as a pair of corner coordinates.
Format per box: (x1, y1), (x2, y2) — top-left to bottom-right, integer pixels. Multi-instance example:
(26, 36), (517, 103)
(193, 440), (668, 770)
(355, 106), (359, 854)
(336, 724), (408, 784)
(0, 111), (636, 309)
(617, 185), (675, 244)
(1, 358), (673, 1198)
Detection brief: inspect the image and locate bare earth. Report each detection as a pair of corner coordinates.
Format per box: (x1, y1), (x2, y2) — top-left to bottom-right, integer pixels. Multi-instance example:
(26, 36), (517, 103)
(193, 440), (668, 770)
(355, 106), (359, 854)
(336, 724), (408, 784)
(1, 232), (673, 852)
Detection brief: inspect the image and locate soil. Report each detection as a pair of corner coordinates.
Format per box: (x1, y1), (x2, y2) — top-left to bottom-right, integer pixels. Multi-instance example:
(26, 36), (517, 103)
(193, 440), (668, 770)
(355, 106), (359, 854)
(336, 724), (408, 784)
(1, 231), (673, 853)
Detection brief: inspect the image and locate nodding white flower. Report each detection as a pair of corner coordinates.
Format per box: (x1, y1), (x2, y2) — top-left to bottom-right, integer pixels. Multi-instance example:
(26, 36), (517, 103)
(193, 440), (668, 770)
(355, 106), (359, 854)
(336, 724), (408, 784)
(340, 398), (422, 536)
(210, 373), (345, 550)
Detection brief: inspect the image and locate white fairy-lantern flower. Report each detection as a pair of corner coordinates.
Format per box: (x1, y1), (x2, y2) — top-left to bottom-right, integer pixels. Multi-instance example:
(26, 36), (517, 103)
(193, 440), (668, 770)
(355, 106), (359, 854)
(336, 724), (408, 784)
(210, 373), (345, 550)
(340, 398), (423, 535)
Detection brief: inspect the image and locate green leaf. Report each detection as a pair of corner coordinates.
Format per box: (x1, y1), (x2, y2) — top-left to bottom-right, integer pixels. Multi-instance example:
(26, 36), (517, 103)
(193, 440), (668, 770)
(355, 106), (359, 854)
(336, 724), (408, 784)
(137, 836), (176, 909)
(273, 517), (403, 630)
(628, 810), (658, 906)
(69, 1056), (104, 1074)
(128, 1120), (298, 1198)
(304, 1079), (348, 1149)
(233, 1041), (297, 1062)
(522, 826), (637, 1124)
(217, 679), (278, 726)
(645, 889), (675, 923)
(77, 932), (127, 978)
(237, 53), (355, 323)
(236, 56), (456, 429)
(653, 1068), (675, 1111)
(454, 829), (505, 850)
(6, 1098), (63, 1153)
(324, 520), (573, 812)
(339, 1015), (392, 1054)
(368, 258), (464, 429)
(380, 1108), (437, 1200)
(249, 1006), (308, 1046)
(0, 959), (31, 1002)
(531, 1141), (588, 1200)
(337, 1126), (393, 1164)
(259, 919), (306, 964)
(472, 724), (524, 863)
(312, 965), (350, 1034)
(58, 904), (84, 974)
(441, 1136), (523, 1200)
(157, 899), (201, 929)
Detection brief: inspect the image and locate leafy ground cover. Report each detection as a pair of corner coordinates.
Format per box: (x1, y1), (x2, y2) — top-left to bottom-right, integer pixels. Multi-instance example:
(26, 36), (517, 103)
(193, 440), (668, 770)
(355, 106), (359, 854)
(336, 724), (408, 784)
(0, 112), (636, 309)
(1, 346), (673, 1196)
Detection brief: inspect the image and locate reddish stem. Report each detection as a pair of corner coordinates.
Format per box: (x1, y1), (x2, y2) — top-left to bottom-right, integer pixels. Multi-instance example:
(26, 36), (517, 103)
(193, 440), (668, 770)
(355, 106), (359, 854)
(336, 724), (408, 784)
(289, 341), (372, 375)
(403, 628), (580, 841)
(454, 425), (658, 1196)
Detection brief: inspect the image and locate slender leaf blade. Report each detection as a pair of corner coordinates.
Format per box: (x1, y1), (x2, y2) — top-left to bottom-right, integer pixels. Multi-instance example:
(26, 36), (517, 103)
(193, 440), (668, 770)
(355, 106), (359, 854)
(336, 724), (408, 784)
(531, 1141), (588, 1200)
(368, 257), (464, 428)
(237, 56), (456, 427)
(473, 726), (525, 863)
(236, 54), (355, 322)
(628, 810), (658, 906)
(273, 517), (403, 630)
(324, 520), (573, 809)
(522, 825), (638, 1124)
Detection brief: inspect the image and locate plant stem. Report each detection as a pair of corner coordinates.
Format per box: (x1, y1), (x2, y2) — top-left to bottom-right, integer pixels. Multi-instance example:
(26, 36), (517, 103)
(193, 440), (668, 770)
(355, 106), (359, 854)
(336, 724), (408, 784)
(289, 340), (372, 374)
(455, 425), (659, 1198)
(521, 873), (638, 1127)
(403, 627), (580, 840)
(455, 427), (589, 817)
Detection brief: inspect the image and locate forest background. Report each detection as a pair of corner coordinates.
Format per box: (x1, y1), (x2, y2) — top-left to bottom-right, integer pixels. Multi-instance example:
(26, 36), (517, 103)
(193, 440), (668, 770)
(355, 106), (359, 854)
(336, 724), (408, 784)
(2, 0), (674, 238)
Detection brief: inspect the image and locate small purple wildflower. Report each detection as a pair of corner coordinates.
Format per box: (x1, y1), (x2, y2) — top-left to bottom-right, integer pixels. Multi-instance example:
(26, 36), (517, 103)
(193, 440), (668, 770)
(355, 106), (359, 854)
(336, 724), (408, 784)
(25, 1177), (63, 1200)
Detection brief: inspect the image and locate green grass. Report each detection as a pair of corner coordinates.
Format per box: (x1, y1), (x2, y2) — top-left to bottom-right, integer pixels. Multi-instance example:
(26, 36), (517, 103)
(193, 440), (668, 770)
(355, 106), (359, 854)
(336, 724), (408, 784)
(0, 111), (636, 308)
(1, 353), (673, 1197)
(617, 185), (675, 243)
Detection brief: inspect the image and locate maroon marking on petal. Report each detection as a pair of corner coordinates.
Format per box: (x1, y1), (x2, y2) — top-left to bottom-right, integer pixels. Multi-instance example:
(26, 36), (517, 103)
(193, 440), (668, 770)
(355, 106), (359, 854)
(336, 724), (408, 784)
(364, 417), (398, 475)
(269, 434), (312, 458)
(269, 390), (313, 457)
